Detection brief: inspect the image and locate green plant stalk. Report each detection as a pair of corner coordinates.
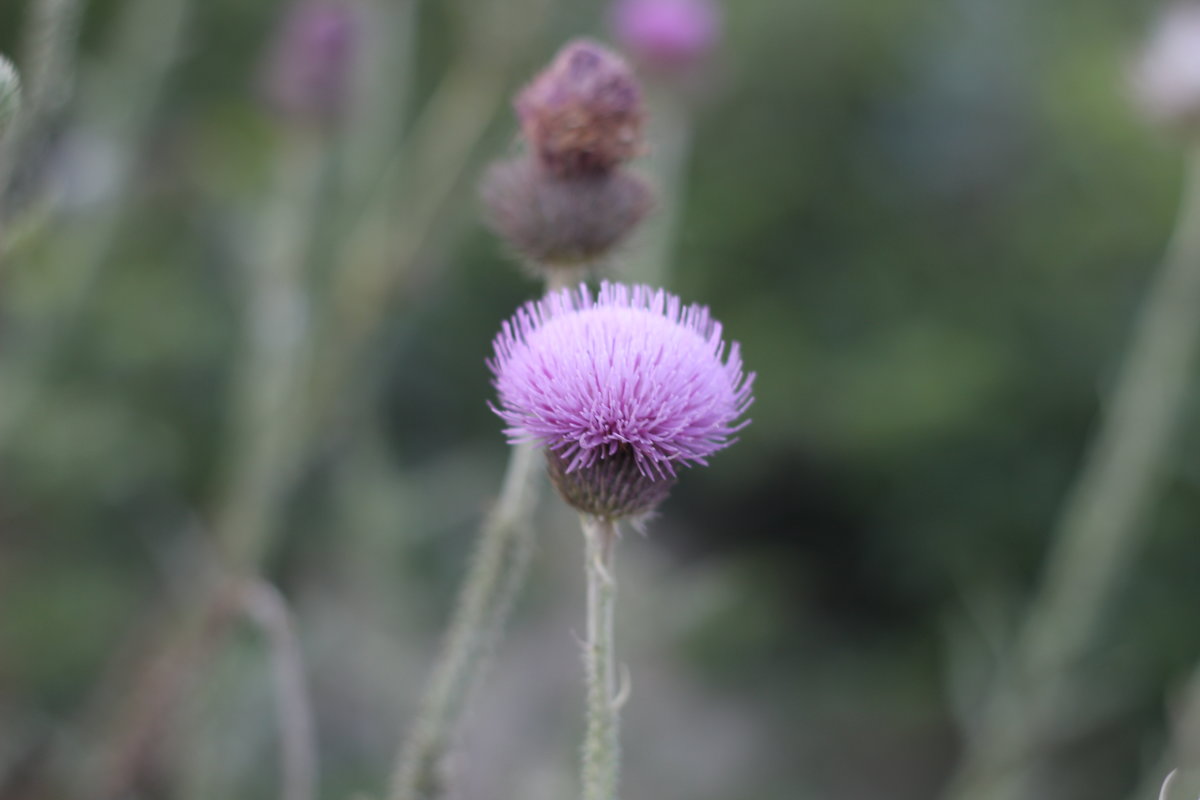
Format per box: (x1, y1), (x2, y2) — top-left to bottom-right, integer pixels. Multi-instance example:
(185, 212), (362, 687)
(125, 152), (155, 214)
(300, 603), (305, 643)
(580, 515), (620, 800)
(626, 87), (692, 288)
(72, 131), (331, 800)
(387, 440), (543, 800)
(215, 131), (328, 571)
(312, 0), (556, 436)
(0, 0), (83, 201)
(945, 149), (1200, 800)
(0, 0), (191, 444)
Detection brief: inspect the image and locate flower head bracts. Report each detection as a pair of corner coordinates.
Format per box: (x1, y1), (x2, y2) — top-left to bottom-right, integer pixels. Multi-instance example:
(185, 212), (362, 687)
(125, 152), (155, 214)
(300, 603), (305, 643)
(489, 282), (753, 479)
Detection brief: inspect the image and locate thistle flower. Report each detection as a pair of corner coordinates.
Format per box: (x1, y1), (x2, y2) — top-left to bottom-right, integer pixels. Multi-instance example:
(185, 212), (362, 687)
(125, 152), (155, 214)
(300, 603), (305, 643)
(515, 39), (645, 177)
(1132, 2), (1200, 135)
(488, 282), (753, 519)
(262, 0), (359, 127)
(480, 155), (653, 269)
(611, 0), (721, 74)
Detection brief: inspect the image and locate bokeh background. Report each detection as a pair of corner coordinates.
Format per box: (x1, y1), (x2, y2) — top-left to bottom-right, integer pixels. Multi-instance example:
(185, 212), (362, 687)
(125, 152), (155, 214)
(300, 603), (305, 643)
(0, 1), (1195, 799)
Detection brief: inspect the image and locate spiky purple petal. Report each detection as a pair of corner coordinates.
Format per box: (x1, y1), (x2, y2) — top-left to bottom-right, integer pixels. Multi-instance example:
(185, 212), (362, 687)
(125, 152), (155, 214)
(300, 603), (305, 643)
(489, 282), (753, 478)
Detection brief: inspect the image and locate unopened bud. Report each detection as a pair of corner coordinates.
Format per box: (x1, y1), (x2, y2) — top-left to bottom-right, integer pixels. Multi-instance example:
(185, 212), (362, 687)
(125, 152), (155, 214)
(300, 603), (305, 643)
(262, 0), (359, 127)
(0, 55), (21, 136)
(481, 155), (653, 269)
(515, 39), (645, 177)
(611, 0), (720, 74)
(1132, 3), (1200, 136)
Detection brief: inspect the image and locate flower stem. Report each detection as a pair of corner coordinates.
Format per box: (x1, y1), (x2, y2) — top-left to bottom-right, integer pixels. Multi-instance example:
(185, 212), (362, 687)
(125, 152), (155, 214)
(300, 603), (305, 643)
(580, 515), (620, 800)
(0, 0), (83, 202)
(626, 86), (692, 288)
(239, 579), (318, 800)
(387, 440), (543, 800)
(945, 149), (1200, 799)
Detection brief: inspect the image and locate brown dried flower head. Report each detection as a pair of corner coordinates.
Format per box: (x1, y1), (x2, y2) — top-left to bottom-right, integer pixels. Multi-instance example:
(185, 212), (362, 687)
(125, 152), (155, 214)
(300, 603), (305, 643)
(515, 39), (646, 177)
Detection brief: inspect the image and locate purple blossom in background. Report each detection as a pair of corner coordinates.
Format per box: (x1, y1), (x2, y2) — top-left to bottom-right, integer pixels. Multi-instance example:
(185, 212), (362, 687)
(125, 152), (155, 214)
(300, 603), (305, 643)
(611, 0), (721, 73)
(1132, 2), (1200, 132)
(489, 282), (753, 479)
(262, 0), (359, 125)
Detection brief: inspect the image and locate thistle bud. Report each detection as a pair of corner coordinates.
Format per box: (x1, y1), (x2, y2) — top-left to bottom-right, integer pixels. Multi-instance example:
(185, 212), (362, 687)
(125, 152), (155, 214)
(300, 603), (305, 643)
(481, 155), (652, 269)
(611, 0), (721, 75)
(515, 39), (645, 177)
(0, 55), (20, 137)
(261, 0), (359, 128)
(1132, 3), (1200, 136)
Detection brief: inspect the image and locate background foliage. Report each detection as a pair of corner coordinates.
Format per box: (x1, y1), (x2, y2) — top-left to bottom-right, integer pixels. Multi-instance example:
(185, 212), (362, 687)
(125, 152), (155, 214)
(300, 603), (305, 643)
(0, 1), (1194, 798)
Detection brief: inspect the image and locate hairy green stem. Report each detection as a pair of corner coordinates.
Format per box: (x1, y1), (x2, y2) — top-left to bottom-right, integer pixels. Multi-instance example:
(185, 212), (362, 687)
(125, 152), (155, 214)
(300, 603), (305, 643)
(387, 441), (543, 800)
(580, 515), (621, 800)
(945, 150), (1200, 799)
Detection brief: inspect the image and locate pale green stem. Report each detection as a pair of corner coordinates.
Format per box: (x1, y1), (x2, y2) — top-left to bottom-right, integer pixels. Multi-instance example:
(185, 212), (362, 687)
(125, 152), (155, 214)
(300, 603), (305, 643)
(0, 0), (191, 445)
(70, 132), (331, 800)
(580, 515), (620, 800)
(214, 131), (328, 571)
(239, 579), (318, 800)
(387, 440), (543, 800)
(1127, 663), (1200, 800)
(0, 0), (83, 201)
(625, 87), (692, 288)
(945, 150), (1200, 799)
(312, 0), (555, 434)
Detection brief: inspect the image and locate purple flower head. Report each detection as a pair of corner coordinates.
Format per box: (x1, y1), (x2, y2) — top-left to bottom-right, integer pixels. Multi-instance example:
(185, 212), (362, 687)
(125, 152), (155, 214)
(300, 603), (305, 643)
(489, 283), (752, 517)
(262, 0), (359, 126)
(611, 0), (720, 73)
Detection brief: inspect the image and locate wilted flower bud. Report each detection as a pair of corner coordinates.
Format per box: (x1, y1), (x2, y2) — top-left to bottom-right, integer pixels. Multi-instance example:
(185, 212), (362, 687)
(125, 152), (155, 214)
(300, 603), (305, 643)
(0, 55), (20, 137)
(481, 155), (653, 269)
(611, 0), (720, 74)
(262, 0), (359, 127)
(515, 39), (645, 177)
(1132, 3), (1200, 136)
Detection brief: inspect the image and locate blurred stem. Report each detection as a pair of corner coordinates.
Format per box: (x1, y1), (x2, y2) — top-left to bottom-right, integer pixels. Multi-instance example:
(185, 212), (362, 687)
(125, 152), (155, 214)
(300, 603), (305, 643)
(387, 440), (543, 800)
(1127, 664), (1200, 800)
(311, 0), (554, 439)
(214, 131), (327, 570)
(945, 150), (1200, 799)
(580, 515), (621, 800)
(73, 130), (332, 799)
(626, 87), (692, 287)
(0, 0), (191, 443)
(0, 0), (83, 203)
(338, 0), (417, 218)
(239, 579), (318, 800)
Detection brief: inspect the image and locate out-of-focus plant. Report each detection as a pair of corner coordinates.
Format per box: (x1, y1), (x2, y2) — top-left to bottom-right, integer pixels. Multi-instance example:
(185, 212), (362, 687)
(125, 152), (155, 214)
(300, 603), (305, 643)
(944, 5), (1200, 798)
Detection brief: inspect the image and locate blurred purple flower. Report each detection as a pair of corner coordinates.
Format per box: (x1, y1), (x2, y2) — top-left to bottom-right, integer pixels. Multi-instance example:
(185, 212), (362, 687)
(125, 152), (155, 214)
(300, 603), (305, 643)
(1132, 2), (1200, 132)
(611, 0), (721, 73)
(262, 0), (359, 126)
(489, 282), (753, 480)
